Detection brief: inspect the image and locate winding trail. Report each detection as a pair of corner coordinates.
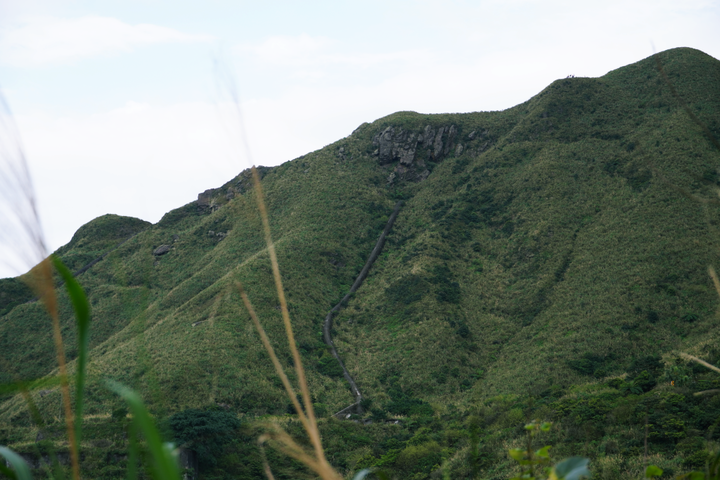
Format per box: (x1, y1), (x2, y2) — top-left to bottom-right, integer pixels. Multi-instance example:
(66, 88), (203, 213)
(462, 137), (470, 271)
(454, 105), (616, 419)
(324, 201), (403, 417)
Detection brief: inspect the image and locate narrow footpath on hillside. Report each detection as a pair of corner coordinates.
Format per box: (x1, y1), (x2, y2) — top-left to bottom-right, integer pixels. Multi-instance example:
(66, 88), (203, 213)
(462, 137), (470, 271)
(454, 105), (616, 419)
(324, 201), (403, 418)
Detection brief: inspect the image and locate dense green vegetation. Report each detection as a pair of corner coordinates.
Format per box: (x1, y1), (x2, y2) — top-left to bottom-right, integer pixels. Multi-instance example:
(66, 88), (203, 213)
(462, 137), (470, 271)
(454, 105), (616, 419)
(2, 47), (720, 479)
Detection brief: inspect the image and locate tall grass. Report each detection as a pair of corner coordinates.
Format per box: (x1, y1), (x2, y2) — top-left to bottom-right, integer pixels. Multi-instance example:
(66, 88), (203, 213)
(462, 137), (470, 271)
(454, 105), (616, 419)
(236, 166), (342, 480)
(0, 90), (78, 480)
(0, 89), (182, 480)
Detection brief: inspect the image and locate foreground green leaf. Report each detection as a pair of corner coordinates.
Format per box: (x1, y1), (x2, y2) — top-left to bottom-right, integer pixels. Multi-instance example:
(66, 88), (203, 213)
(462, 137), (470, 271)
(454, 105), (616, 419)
(551, 457), (590, 480)
(646, 465), (663, 478)
(107, 380), (180, 480)
(51, 254), (91, 448)
(0, 375), (61, 395)
(0, 446), (32, 480)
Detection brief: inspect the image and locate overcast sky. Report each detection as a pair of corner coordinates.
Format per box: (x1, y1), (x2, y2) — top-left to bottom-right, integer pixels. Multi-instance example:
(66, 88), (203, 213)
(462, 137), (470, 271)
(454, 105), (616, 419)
(1, 0), (719, 277)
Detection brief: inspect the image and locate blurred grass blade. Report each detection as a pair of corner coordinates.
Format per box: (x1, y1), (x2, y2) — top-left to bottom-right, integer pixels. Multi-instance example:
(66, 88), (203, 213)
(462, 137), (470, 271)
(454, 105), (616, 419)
(374, 471), (391, 480)
(0, 375), (61, 395)
(50, 255), (91, 446)
(10, 382), (66, 480)
(645, 465), (663, 478)
(126, 421), (139, 480)
(257, 437), (276, 480)
(0, 446), (32, 480)
(680, 352), (720, 375)
(0, 90), (48, 276)
(107, 380), (180, 480)
(0, 463), (17, 480)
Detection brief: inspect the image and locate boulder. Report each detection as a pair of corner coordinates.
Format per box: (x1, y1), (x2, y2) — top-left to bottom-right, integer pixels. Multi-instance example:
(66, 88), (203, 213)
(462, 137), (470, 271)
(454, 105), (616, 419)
(153, 245), (172, 256)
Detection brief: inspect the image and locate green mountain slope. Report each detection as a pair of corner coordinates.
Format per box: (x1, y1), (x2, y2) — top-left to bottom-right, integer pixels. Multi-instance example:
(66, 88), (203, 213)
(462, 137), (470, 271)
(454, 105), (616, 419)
(2, 47), (720, 479)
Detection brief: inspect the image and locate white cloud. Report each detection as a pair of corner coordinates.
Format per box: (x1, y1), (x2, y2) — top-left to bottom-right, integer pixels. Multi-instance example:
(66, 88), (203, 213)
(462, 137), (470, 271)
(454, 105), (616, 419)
(0, 15), (214, 67)
(2, 0), (719, 279)
(240, 34), (331, 66)
(12, 100), (249, 267)
(237, 34), (427, 69)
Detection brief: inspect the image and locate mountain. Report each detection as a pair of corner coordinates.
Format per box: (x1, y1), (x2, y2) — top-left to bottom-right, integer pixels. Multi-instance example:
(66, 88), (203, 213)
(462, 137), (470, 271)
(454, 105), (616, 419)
(2, 47), (720, 479)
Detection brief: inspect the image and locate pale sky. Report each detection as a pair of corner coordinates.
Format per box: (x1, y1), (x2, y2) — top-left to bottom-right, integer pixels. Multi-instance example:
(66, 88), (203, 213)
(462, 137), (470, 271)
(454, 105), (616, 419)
(1, 0), (719, 277)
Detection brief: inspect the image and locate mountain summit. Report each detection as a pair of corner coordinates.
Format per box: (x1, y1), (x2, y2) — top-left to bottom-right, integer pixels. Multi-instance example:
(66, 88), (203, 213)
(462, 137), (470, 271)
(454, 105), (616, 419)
(2, 47), (720, 479)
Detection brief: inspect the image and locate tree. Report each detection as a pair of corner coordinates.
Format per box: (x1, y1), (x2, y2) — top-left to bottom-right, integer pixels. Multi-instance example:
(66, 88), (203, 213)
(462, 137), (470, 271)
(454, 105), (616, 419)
(167, 408), (241, 470)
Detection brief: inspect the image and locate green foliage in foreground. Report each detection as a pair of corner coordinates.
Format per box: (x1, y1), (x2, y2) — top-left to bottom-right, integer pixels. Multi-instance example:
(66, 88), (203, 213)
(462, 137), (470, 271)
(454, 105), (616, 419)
(2, 47), (720, 479)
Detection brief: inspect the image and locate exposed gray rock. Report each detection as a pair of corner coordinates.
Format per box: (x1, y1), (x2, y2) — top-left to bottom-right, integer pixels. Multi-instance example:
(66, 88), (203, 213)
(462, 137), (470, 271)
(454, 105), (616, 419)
(433, 127), (445, 158)
(467, 130), (477, 140)
(378, 126), (395, 164)
(178, 448), (198, 480)
(197, 189), (216, 207)
(455, 144), (464, 156)
(374, 123), (458, 184)
(423, 125), (435, 146)
(153, 245), (172, 256)
(376, 126), (419, 166)
(445, 125), (457, 155)
(198, 188), (220, 213)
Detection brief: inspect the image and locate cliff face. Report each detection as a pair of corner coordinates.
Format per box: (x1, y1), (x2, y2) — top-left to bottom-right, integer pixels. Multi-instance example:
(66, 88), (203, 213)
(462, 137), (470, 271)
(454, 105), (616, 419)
(2, 47), (720, 479)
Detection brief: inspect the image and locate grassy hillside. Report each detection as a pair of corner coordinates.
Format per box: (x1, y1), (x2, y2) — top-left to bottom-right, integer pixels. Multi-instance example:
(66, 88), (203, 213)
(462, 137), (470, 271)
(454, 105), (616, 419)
(2, 47), (720, 479)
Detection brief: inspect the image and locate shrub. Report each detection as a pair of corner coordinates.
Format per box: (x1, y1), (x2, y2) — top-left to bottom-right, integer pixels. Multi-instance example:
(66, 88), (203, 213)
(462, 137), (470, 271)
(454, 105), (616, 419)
(317, 355), (344, 378)
(167, 408), (241, 470)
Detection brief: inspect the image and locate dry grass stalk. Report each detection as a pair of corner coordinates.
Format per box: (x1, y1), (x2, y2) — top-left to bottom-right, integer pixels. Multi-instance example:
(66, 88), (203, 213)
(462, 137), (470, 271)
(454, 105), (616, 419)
(709, 266), (720, 300)
(257, 438), (277, 480)
(680, 352), (720, 375)
(235, 166), (341, 480)
(2, 92), (81, 480)
(259, 428), (335, 475)
(28, 259), (81, 480)
(236, 283), (312, 432)
(0, 93), (47, 275)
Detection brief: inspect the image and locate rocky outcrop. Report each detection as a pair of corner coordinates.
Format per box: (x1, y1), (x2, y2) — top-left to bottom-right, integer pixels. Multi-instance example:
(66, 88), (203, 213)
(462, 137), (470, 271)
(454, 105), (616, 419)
(197, 166), (272, 213)
(178, 448), (198, 480)
(376, 126), (419, 166)
(372, 124), (460, 184)
(197, 188), (217, 213)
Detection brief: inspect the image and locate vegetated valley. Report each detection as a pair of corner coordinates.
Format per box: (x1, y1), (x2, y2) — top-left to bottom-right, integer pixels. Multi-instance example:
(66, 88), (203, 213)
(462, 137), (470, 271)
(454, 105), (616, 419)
(2, 47), (720, 480)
